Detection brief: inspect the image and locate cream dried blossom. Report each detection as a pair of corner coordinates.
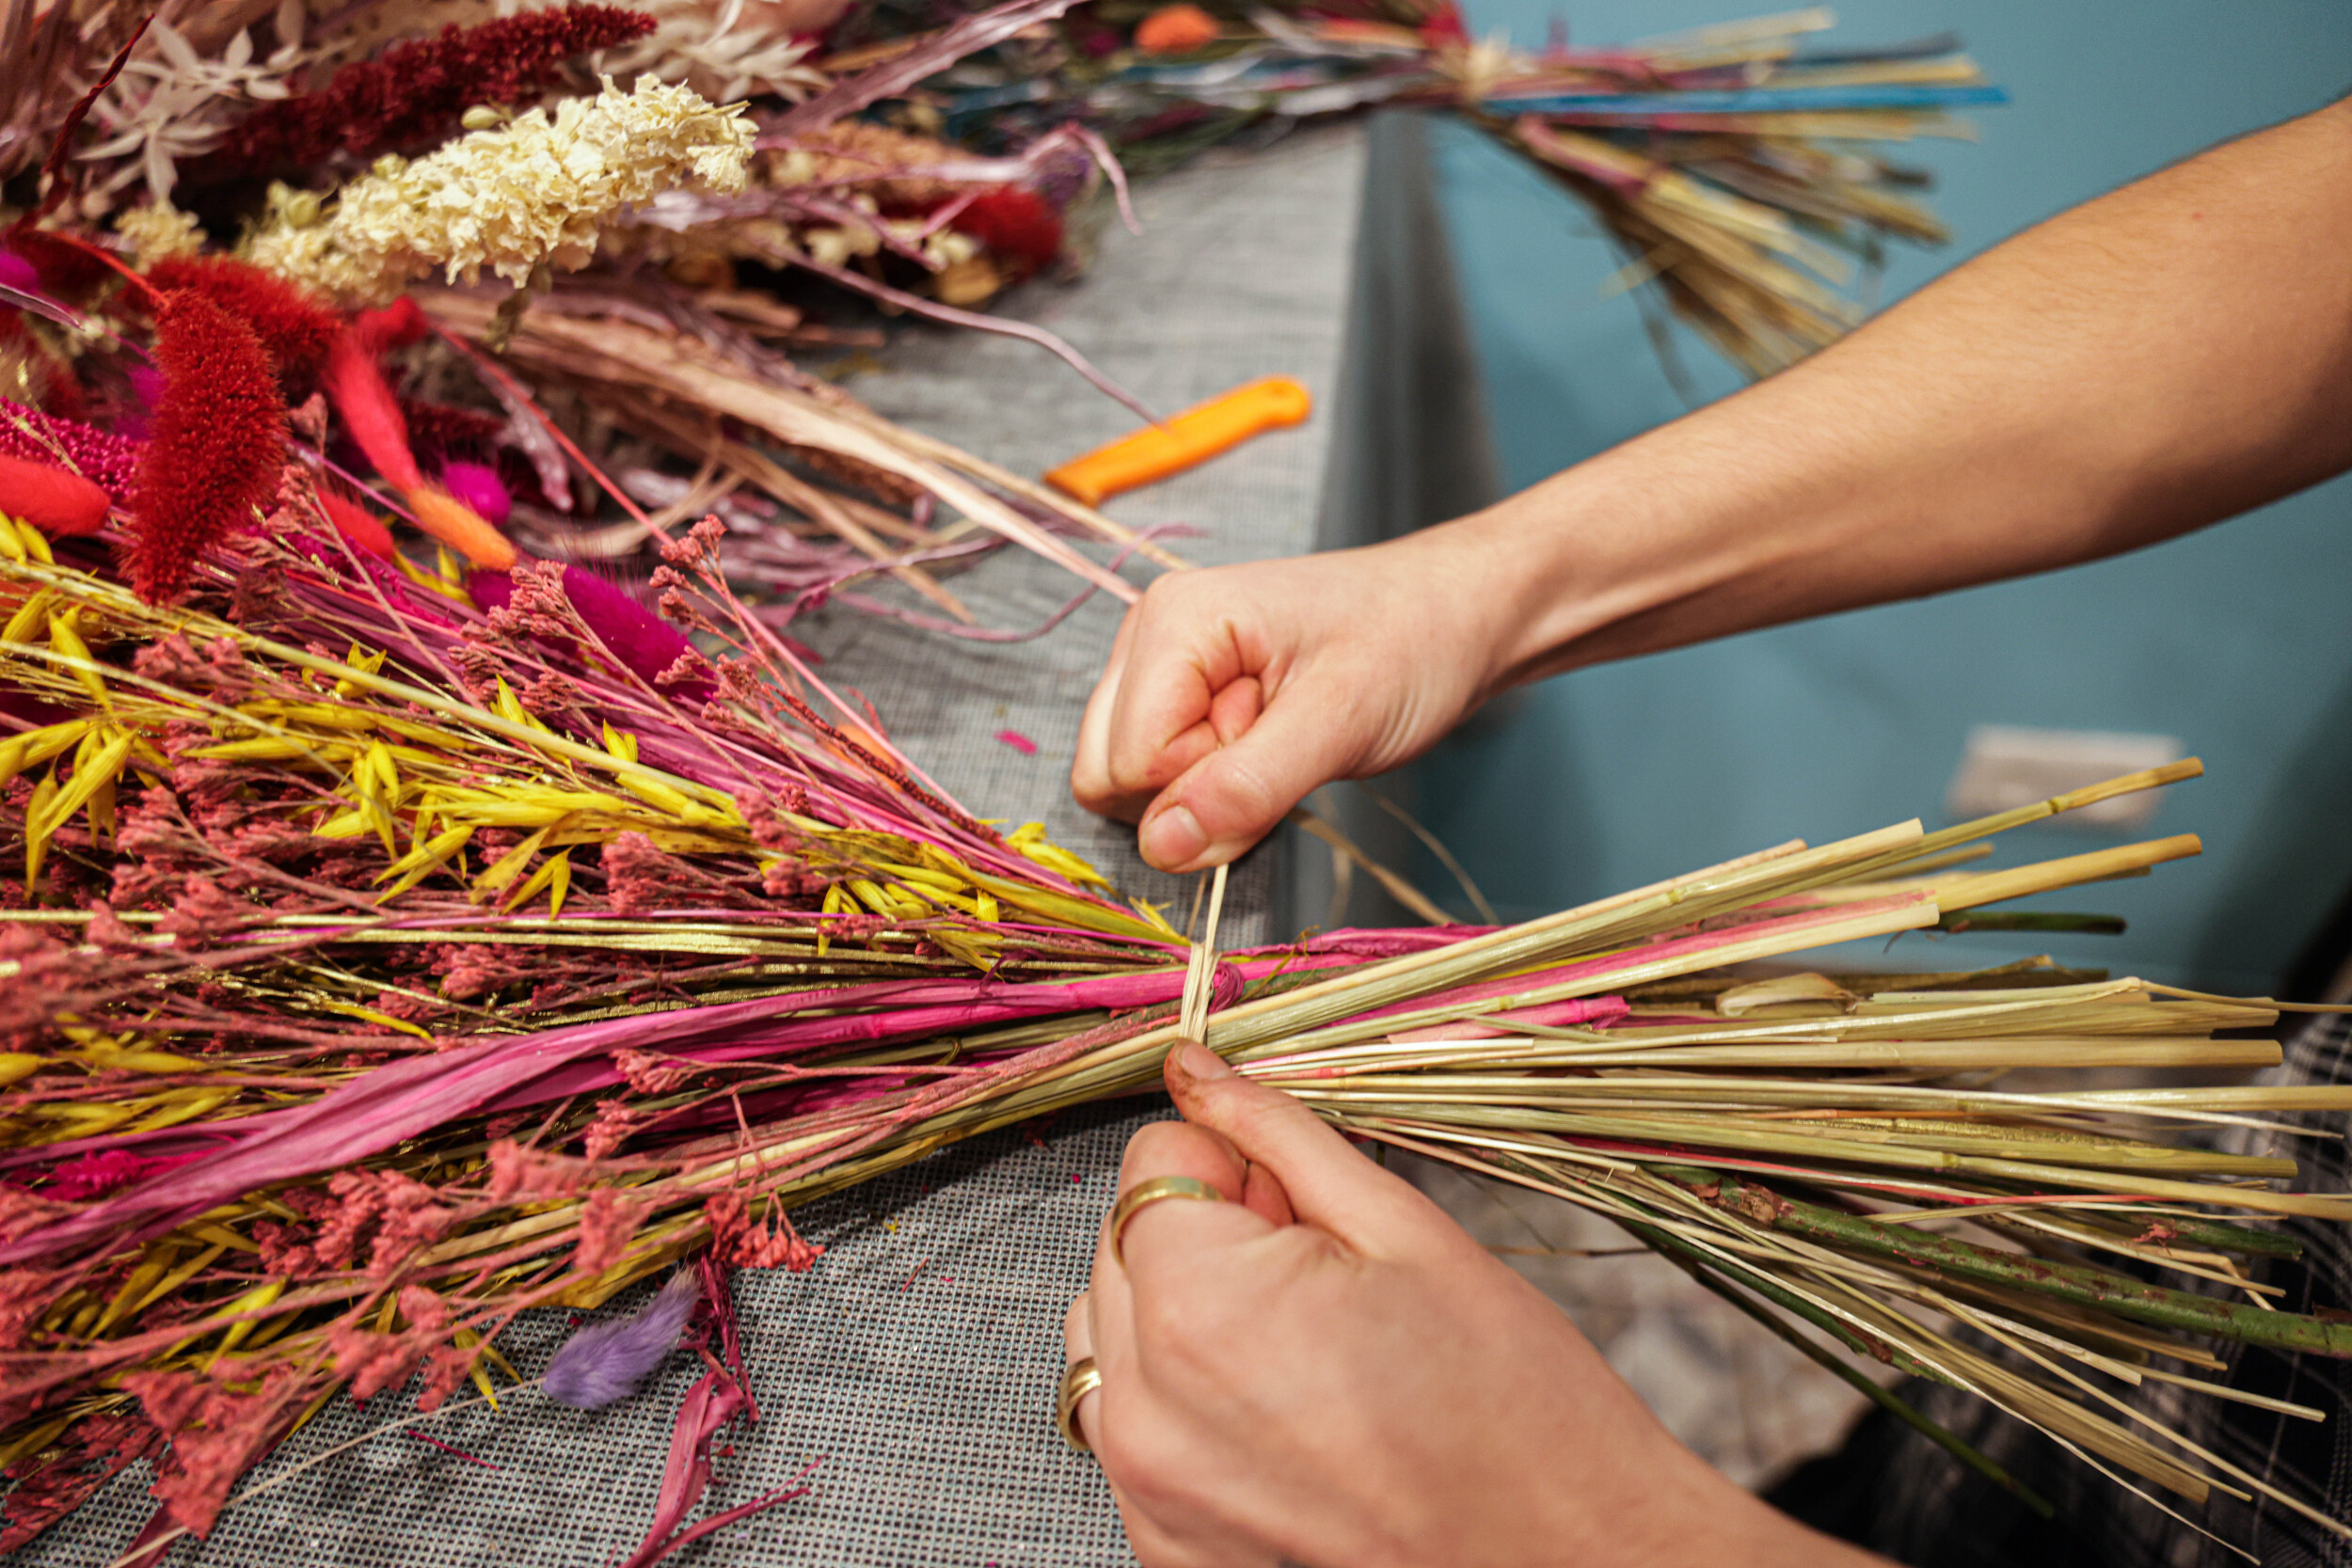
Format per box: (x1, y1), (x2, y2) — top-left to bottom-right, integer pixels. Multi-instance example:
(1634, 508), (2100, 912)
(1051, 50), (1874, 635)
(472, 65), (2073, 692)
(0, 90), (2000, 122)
(114, 201), (207, 268)
(800, 216), (979, 272)
(247, 75), (754, 304)
(246, 182), (384, 302)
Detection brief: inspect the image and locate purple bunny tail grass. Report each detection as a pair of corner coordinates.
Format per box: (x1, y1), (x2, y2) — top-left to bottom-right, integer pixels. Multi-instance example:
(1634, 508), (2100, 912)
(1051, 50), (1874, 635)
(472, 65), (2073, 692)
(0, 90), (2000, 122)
(560, 563), (715, 705)
(466, 564), (714, 706)
(543, 1271), (700, 1410)
(440, 459), (511, 526)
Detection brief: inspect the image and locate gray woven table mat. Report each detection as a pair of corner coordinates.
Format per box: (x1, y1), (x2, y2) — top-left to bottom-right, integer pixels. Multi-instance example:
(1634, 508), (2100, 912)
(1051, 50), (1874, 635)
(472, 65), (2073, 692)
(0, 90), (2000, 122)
(21, 125), (1367, 1565)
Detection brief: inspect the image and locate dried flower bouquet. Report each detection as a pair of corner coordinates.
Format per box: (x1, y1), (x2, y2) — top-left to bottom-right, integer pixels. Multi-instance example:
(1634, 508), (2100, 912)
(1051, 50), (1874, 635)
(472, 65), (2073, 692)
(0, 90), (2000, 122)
(0, 5), (2331, 1562)
(831, 0), (2003, 376)
(0, 478), (2338, 1552)
(0, 475), (2338, 1552)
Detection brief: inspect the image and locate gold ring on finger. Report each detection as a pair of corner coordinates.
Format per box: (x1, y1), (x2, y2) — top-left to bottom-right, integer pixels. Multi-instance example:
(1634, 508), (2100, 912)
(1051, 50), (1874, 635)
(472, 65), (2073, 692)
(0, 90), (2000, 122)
(1057, 1356), (1104, 1453)
(1109, 1174), (1225, 1267)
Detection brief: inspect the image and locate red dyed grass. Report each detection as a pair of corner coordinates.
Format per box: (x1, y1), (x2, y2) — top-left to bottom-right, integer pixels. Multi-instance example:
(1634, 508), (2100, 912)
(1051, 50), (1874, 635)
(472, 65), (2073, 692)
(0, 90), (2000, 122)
(146, 256), (342, 396)
(213, 6), (657, 172)
(125, 293), (286, 604)
(0, 453), (110, 536)
(317, 489), (396, 562)
(323, 333), (422, 494)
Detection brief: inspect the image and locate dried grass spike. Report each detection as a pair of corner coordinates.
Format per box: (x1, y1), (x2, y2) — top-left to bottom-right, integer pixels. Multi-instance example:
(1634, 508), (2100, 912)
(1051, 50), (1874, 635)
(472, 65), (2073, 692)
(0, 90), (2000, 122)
(145, 256), (342, 396)
(323, 331), (422, 493)
(125, 291), (285, 604)
(561, 564), (707, 702)
(407, 487), (515, 571)
(317, 490), (395, 562)
(440, 460), (511, 527)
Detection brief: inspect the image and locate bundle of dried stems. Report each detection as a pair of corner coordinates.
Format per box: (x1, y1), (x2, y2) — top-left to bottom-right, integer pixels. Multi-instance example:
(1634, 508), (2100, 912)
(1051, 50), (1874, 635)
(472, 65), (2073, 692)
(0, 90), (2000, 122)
(0, 4), (2332, 1562)
(0, 505), (2339, 1554)
(825, 0), (2002, 376)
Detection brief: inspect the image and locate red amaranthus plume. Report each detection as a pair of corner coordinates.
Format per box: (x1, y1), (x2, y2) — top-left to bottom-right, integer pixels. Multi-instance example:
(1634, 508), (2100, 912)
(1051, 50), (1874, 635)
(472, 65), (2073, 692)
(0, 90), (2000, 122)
(952, 186), (1066, 276)
(211, 5), (658, 172)
(126, 292), (286, 604)
(145, 256), (342, 397)
(397, 397), (506, 457)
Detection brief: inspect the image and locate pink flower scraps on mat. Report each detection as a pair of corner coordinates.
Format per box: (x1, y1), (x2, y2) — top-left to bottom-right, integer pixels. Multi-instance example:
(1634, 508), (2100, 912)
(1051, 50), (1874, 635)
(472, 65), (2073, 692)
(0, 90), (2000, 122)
(994, 729), (1039, 756)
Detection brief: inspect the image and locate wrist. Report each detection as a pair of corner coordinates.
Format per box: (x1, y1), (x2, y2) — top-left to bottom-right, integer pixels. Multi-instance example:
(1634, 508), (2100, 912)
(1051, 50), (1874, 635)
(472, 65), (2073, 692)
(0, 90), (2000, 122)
(1589, 1447), (1879, 1568)
(1435, 435), (1769, 695)
(1440, 377), (1897, 693)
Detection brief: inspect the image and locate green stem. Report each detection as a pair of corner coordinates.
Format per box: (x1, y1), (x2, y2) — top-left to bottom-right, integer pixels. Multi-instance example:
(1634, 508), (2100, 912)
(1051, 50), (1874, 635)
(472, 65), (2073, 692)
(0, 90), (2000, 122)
(2026, 1206), (2303, 1261)
(1935, 911), (2125, 935)
(1640, 1225), (2057, 1520)
(1664, 1168), (2352, 1358)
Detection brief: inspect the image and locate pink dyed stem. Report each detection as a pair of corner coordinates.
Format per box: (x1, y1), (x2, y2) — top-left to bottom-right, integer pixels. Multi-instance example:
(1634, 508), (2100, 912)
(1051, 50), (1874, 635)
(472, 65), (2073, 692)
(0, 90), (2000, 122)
(617, 1370), (744, 1568)
(0, 965), (1256, 1258)
(784, 254), (1156, 431)
(405, 1430), (498, 1469)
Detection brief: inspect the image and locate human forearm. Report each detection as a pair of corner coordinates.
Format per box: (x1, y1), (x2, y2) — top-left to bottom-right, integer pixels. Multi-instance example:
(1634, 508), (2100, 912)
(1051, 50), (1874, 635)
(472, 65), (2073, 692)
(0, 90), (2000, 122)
(1072, 101), (2352, 873)
(1464, 98), (2352, 689)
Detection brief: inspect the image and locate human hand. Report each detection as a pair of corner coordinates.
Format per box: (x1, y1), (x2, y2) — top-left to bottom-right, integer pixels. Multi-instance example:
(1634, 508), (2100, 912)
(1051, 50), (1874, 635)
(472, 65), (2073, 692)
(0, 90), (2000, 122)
(1061, 1043), (1875, 1568)
(1071, 533), (1511, 873)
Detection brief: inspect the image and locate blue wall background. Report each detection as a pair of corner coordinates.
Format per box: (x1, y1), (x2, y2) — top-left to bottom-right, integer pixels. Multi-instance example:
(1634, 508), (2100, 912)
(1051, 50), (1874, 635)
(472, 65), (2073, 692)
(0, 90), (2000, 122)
(1414, 0), (2352, 993)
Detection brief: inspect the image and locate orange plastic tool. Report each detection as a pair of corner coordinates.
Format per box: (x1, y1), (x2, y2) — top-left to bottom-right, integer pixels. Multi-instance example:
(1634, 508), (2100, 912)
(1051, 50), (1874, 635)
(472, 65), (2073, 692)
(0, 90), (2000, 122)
(1045, 375), (1312, 506)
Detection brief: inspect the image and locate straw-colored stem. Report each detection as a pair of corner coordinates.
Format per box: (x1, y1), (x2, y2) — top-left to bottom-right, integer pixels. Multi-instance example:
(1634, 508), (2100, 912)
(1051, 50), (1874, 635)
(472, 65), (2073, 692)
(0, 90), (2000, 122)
(1641, 1220), (2058, 1518)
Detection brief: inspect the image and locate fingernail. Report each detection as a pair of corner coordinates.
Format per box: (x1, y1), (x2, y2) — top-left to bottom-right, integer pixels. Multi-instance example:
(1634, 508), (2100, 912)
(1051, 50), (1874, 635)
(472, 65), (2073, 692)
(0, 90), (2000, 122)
(1140, 804), (1206, 870)
(1170, 1041), (1232, 1082)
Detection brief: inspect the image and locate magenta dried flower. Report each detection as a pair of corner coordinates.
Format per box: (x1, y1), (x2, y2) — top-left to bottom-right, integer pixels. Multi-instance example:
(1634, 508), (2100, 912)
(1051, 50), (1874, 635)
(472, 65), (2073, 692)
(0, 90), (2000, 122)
(439, 459), (511, 526)
(0, 398), (140, 500)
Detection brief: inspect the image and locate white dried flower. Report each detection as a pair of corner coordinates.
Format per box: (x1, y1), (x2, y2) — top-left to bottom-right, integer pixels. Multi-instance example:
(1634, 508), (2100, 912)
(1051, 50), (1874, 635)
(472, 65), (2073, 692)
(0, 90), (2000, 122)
(246, 75), (754, 304)
(923, 229), (981, 269)
(245, 182), (387, 303)
(114, 202), (206, 267)
(802, 223), (881, 270)
(78, 20), (304, 206)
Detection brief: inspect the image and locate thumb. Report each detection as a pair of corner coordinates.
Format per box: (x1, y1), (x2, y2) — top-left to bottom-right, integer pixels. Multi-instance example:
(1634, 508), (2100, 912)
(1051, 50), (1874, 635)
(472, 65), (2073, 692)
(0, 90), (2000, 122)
(1136, 675), (1360, 872)
(1163, 1041), (1454, 1258)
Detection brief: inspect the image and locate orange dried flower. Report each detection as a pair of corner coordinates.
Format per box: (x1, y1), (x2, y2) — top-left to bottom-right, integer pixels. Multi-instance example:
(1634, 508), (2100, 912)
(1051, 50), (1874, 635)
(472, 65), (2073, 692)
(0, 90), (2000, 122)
(1136, 4), (1221, 55)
